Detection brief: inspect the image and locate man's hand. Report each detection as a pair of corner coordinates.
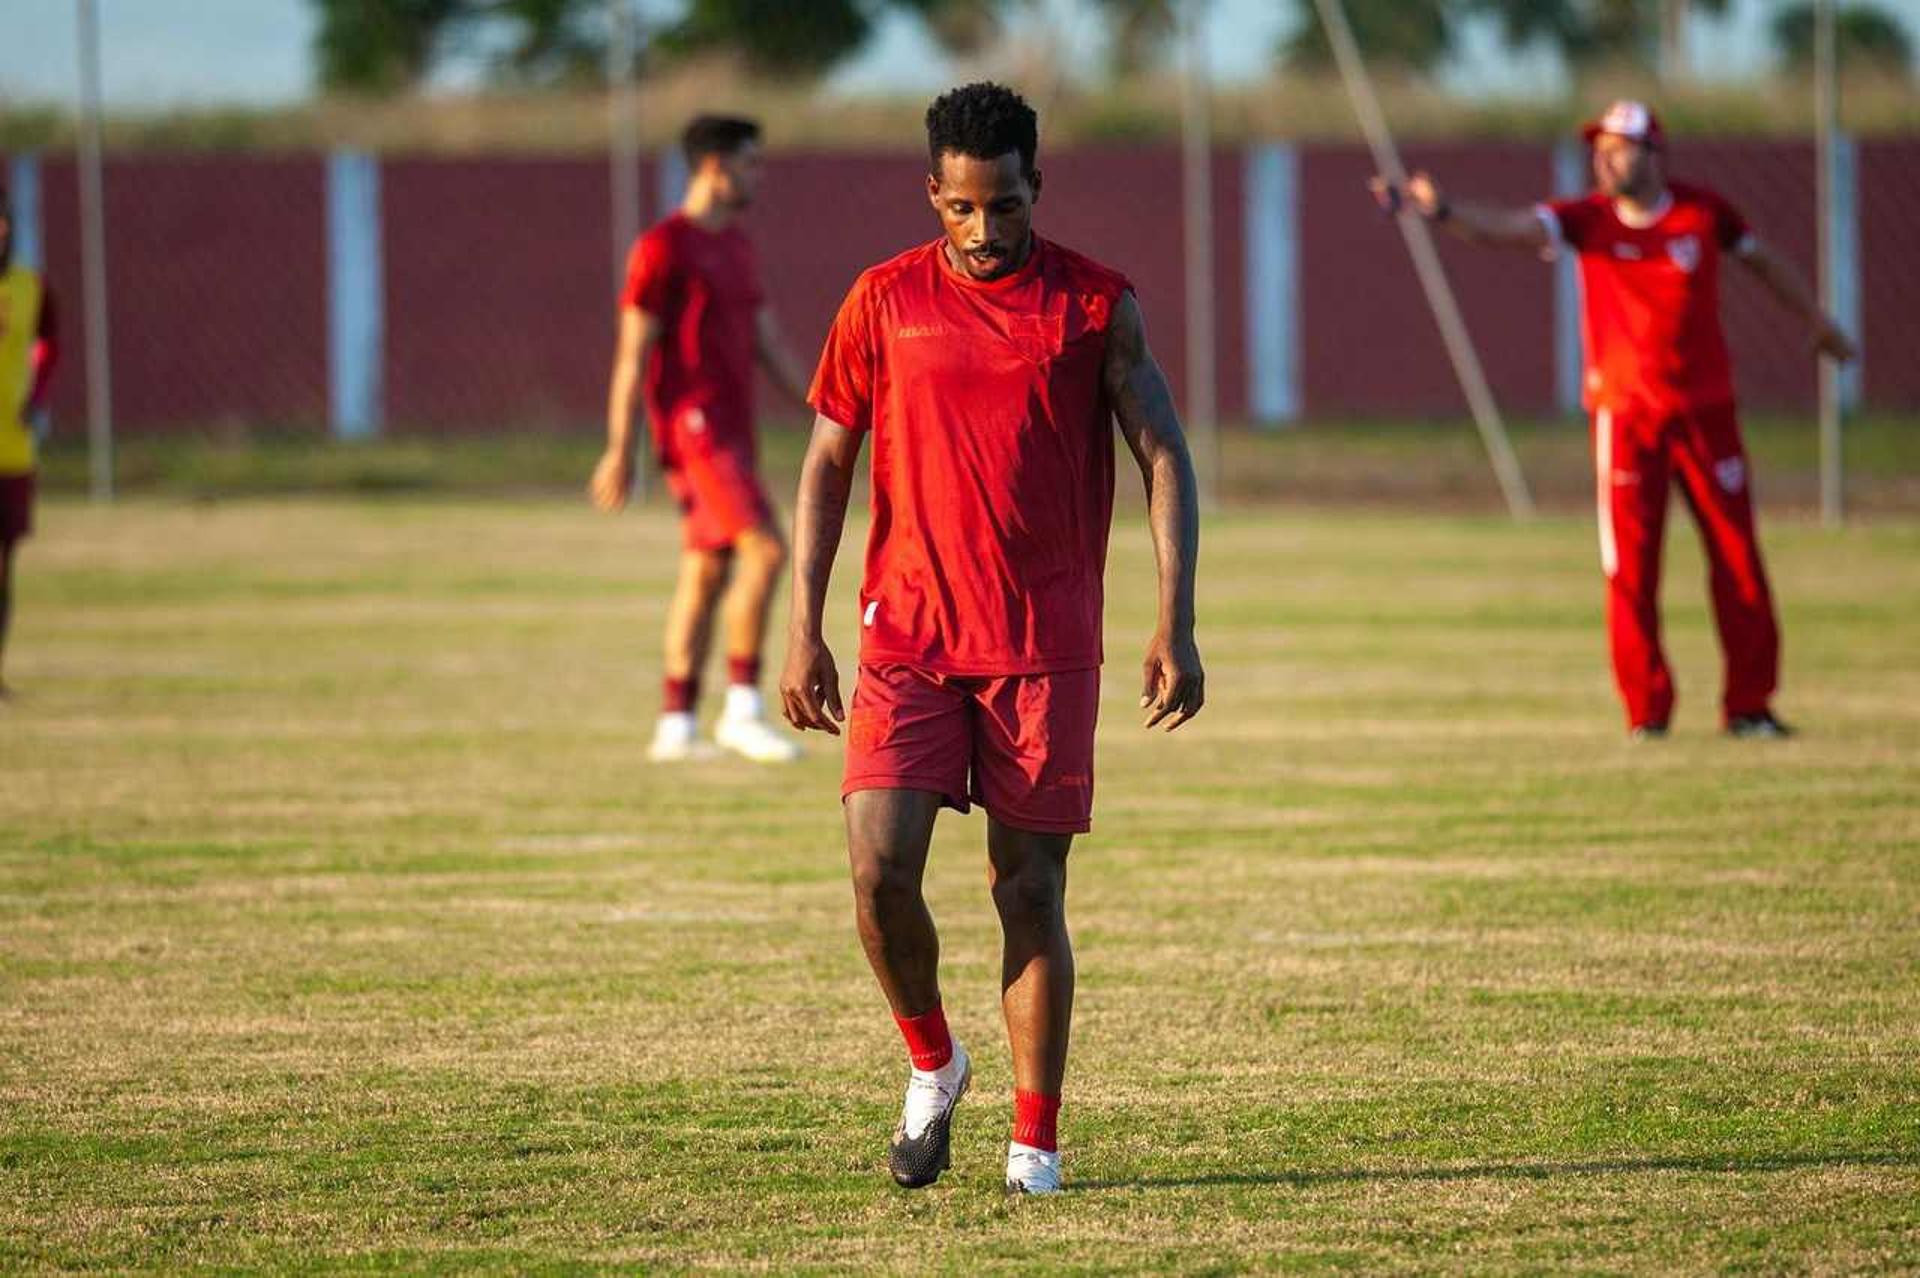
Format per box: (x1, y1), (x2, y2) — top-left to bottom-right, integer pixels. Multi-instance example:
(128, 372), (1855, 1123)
(1370, 171), (1447, 221)
(1812, 315), (1858, 363)
(781, 632), (845, 734)
(588, 448), (635, 513)
(1140, 629), (1204, 732)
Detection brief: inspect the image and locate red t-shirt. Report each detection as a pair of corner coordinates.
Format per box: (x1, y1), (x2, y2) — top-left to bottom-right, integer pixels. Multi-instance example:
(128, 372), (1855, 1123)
(1539, 181), (1753, 415)
(809, 237), (1133, 676)
(621, 213), (764, 466)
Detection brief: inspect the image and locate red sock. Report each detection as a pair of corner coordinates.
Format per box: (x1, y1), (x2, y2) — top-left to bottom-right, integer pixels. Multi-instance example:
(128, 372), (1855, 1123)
(893, 1003), (953, 1071)
(726, 655), (761, 688)
(662, 676), (699, 714)
(1011, 1090), (1060, 1152)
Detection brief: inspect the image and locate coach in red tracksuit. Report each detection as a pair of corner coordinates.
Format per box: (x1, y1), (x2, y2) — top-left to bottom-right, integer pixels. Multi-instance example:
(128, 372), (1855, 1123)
(1373, 100), (1856, 739)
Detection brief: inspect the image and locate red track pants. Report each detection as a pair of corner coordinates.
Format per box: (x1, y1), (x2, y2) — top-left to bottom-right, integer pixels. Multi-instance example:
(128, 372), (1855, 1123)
(1592, 402), (1780, 729)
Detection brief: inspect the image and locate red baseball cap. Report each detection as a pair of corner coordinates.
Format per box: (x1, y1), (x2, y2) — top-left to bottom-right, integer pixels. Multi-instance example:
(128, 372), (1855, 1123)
(1581, 99), (1665, 148)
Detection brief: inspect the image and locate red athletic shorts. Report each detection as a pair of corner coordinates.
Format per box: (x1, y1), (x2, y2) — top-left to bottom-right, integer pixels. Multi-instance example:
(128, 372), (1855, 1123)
(0, 472), (33, 545)
(664, 434), (773, 552)
(842, 663), (1101, 835)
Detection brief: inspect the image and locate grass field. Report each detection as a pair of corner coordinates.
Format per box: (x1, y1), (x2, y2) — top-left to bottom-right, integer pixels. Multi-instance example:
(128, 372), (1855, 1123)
(2, 487), (1917, 1272)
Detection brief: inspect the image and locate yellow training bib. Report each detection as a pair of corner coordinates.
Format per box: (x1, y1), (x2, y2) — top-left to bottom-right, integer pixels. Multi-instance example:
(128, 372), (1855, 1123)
(0, 265), (46, 475)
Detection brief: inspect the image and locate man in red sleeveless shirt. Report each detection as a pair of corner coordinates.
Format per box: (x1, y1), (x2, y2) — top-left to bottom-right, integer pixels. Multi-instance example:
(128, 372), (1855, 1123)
(781, 84), (1205, 1195)
(591, 115), (813, 763)
(1373, 100), (1856, 740)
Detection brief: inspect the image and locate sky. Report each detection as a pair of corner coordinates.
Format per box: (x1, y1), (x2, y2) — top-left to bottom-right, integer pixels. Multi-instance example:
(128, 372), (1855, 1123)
(0, 0), (1907, 109)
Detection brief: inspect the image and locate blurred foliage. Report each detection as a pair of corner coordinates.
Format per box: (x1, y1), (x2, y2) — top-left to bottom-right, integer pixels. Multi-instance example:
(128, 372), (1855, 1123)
(1462, 0), (1727, 68)
(1089, 0), (1178, 75)
(1773, 3), (1914, 74)
(1282, 0), (1454, 69)
(654, 0), (874, 77)
(313, 0), (465, 93)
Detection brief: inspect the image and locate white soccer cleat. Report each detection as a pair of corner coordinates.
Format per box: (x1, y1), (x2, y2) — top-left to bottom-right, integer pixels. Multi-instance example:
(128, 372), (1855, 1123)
(713, 689), (801, 763)
(714, 713), (802, 762)
(1005, 1141), (1063, 1196)
(647, 712), (718, 762)
(889, 1041), (970, 1188)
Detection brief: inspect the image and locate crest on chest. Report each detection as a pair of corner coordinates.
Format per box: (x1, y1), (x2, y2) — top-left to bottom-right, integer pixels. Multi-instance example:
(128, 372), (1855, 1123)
(1006, 312), (1066, 364)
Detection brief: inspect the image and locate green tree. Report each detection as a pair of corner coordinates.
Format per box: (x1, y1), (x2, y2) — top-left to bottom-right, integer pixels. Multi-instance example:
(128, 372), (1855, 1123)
(483, 0), (609, 85)
(1282, 0), (1454, 70)
(1464, 0), (1730, 69)
(1773, 2), (1913, 74)
(893, 0), (1009, 57)
(313, 0), (466, 92)
(1089, 0), (1177, 75)
(654, 0), (874, 77)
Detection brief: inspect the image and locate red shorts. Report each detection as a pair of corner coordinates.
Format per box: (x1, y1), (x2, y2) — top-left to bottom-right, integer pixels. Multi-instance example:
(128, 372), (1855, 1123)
(0, 472), (33, 546)
(843, 663), (1101, 835)
(664, 438), (773, 552)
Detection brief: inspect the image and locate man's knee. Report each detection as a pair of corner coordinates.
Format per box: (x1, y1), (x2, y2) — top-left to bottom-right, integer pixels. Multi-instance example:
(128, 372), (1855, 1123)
(850, 849), (924, 917)
(683, 549), (732, 595)
(735, 526), (787, 575)
(991, 859), (1066, 930)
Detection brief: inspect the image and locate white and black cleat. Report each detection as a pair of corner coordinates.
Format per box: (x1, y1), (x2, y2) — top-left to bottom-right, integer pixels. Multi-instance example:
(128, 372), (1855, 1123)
(888, 1043), (970, 1189)
(1004, 1142), (1062, 1196)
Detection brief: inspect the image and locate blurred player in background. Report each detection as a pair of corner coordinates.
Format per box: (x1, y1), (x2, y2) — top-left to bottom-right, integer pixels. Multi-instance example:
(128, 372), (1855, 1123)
(591, 115), (812, 763)
(782, 83), (1204, 1195)
(1373, 100), (1857, 740)
(0, 184), (59, 698)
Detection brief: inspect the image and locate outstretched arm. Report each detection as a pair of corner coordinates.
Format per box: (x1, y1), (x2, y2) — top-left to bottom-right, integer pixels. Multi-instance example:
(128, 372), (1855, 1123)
(1370, 171), (1550, 251)
(780, 414), (865, 735)
(589, 306), (661, 512)
(755, 307), (814, 410)
(1734, 240), (1857, 362)
(1105, 291), (1204, 732)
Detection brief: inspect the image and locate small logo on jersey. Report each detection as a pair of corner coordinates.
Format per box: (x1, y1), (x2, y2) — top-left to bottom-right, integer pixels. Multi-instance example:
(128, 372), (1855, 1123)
(862, 600), (879, 628)
(1612, 243), (1644, 261)
(1052, 772), (1090, 790)
(1714, 457), (1747, 494)
(1667, 235), (1702, 274)
(896, 324), (949, 340)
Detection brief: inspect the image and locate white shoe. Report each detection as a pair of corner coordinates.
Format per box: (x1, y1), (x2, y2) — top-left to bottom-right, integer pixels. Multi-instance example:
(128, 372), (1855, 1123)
(647, 712), (717, 762)
(714, 695), (801, 762)
(1005, 1141), (1062, 1196)
(715, 714), (801, 762)
(889, 1042), (970, 1188)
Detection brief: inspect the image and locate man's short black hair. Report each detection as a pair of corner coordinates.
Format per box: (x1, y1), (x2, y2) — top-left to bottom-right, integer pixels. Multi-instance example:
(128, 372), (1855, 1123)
(926, 82), (1038, 178)
(682, 115), (761, 167)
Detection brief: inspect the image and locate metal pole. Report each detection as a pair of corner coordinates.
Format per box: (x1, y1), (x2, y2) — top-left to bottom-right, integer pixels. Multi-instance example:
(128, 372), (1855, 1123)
(1311, 0), (1534, 519)
(606, 0), (646, 500)
(1179, 0), (1218, 508)
(75, 0), (113, 502)
(1659, 0), (1689, 86)
(607, 0), (641, 288)
(1814, 0), (1842, 527)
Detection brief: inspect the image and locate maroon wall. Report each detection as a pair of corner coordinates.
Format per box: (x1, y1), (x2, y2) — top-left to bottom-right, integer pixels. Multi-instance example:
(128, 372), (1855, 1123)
(35, 155), (327, 434)
(382, 157), (637, 431)
(1302, 141), (1559, 418)
(1858, 139), (1920, 410)
(11, 141), (1916, 436)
